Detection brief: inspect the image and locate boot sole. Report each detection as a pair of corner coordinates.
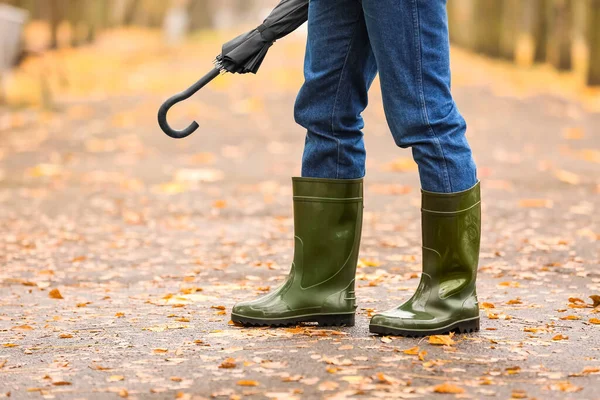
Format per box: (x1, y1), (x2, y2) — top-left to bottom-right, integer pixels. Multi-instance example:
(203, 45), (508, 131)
(231, 312), (355, 327)
(369, 316), (480, 337)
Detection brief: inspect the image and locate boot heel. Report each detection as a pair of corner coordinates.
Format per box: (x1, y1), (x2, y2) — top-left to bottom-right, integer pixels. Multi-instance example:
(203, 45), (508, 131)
(457, 317), (480, 334)
(316, 314), (355, 327)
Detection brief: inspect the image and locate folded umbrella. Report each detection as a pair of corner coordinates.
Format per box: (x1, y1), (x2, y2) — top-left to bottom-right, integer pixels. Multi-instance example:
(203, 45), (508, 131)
(158, 0), (309, 139)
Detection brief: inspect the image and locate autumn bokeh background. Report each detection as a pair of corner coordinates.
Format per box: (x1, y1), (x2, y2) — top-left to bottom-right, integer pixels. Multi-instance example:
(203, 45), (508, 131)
(2, 0), (600, 114)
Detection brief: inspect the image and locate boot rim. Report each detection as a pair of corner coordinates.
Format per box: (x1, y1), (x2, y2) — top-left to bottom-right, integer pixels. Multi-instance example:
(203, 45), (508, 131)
(292, 177), (364, 184)
(421, 180), (480, 196)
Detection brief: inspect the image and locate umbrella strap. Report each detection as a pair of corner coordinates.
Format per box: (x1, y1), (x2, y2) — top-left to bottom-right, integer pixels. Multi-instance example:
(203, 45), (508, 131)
(257, 24), (277, 43)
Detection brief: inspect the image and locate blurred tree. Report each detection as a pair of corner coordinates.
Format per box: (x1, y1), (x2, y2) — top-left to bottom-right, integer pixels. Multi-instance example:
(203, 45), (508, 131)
(475, 0), (504, 57)
(589, 0), (600, 85)
(547, 0), (573, 71)
(533, 0), (550, 62)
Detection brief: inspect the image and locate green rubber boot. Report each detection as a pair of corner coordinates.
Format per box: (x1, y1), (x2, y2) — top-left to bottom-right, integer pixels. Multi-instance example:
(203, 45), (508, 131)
(231, 177), (363, 327)
(370, 182), (481, 337)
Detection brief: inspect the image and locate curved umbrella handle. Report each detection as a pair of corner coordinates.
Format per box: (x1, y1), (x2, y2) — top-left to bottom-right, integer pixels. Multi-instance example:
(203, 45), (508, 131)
(158, 68), (221, 139)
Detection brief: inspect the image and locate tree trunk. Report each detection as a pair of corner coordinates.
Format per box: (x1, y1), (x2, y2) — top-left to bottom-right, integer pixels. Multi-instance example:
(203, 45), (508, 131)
(500, 0), (520, 60)
(475, 0), (504, 58)
(588, 0), (600, 85)
(533, 0), (550, 62)
(547, 0), (573, 71)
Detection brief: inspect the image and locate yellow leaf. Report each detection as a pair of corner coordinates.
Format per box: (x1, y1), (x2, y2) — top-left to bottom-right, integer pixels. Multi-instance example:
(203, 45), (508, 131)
(3, 343), (18, 348)
(403, 346), (420, 355)
(554, 169), (581, 185)
(563, 127), (584, 140)
(552, 334), (568, 341)
(589, 318), (600, 325)
(108, 375), (125, 382)
(433, 383), (465, 394)
(481, 302), (495, 309)
(548, 381), (582, 392)
(59, 334), (73, 339)
(428, 333), (455, 346)
(49, 289), (64, 299)
(170, 377), (182, 382)
(506, 366), (521, 375)
(518, 199), (553, 208)
(118, 389), (128, 398)
(237, 380), (259, 387)
(559, 315), (580, 320)
(11, 325), (34, 331)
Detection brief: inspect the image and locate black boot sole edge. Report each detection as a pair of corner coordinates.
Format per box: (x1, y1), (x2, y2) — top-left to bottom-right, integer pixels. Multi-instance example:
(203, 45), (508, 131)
(369, 317), (480, 337)
(231, 312), (355, 327)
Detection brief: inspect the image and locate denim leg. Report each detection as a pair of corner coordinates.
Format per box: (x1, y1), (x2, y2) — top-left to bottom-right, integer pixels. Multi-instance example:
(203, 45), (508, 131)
(295, 0), (378, 179)
(361, 0), (477, 193)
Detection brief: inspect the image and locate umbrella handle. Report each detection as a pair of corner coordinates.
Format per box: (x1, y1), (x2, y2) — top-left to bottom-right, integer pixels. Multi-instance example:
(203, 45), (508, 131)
(158, 68), (221, 139)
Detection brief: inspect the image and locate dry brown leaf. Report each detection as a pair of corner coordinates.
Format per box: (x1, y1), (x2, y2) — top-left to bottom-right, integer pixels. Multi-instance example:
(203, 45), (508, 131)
(59, 333), (73, 339)
(481, 302), (495, 309)
(49, 288), (63, 299)
(52, 381), (71, 386)
(552, 334), (568, 341)
(590, 295), (600, 308)
(219, 358), (236, 369)
(153, 348), (168, 354)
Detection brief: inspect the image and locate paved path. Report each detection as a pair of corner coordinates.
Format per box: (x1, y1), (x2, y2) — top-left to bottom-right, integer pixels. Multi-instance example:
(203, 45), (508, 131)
(1, 35), (599, 399)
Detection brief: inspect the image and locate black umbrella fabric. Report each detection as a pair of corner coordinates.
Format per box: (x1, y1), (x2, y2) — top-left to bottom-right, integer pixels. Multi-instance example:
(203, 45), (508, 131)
(158, 0), (309, 139)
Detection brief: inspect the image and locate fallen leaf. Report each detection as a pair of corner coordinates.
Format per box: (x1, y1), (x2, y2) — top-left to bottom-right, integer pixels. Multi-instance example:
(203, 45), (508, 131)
(403, 346), (420, 355)
(219, 358), (236, 369)
(108, 375), (125, 382)
(559, 315), (580, 321)
(548, 381), (582, 392)
(429, 333), (455, 346)
(49, 289), (63, 299)
(518, 199), (553, 208)
(237, 380), (259, 387)
(433, 383), (465, 394)
(554, 169), (581, 185)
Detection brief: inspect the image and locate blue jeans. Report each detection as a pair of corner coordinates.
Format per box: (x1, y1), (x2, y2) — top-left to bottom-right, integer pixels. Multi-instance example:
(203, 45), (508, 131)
(294, 0), (477, 193)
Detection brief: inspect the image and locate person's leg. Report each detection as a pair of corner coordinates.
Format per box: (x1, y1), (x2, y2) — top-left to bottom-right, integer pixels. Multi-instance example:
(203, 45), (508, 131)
(361, 0), (477, 193)
(361, 0), (481, 336)
(232, 0), (376, 327)
(295, 0), (378, 179)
